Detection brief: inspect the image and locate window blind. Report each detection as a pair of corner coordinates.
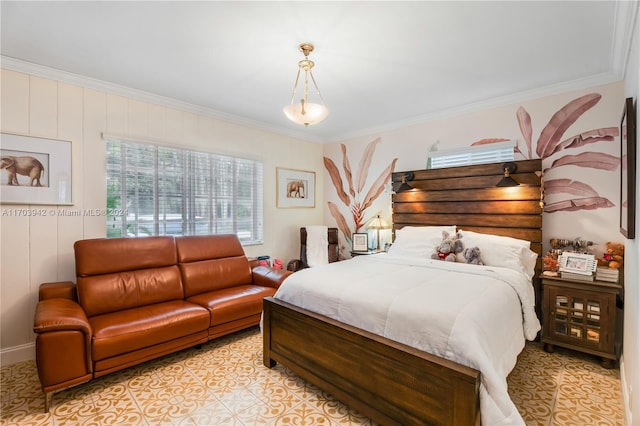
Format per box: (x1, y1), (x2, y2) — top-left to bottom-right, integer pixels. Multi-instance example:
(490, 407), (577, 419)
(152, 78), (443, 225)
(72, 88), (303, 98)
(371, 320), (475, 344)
(106, 139), (263, 245)
(427, 140), (516, 169)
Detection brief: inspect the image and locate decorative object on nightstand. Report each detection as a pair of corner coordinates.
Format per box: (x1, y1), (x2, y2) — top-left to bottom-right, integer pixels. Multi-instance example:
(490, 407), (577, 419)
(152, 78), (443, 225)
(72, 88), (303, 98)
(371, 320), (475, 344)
(542, 275), (623, 368)
(543, 237), (595, 277)
(597, 241), (624, 269)
(558, 252), (597, 282)
(352, 232), (369, 253)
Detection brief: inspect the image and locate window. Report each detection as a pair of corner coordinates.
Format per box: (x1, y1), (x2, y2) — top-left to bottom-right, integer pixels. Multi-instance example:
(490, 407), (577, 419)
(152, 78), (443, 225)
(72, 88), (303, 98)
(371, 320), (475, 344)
(427, 140), (515, 169)
(106, 139), (263, 245)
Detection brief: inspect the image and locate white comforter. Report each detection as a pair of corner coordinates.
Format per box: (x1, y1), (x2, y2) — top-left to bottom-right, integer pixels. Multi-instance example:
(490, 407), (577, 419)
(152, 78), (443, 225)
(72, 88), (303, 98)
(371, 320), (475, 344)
(273, 253), (541, 426)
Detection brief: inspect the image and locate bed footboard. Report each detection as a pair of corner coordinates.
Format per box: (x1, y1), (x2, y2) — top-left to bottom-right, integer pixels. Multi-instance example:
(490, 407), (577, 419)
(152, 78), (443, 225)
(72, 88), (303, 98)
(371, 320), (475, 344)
(262, 297), (480, 426)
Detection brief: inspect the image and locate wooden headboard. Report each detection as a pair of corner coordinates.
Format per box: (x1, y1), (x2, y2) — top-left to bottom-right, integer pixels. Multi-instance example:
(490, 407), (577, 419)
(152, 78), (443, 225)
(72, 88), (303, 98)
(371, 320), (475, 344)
(391, 159), (543, 314)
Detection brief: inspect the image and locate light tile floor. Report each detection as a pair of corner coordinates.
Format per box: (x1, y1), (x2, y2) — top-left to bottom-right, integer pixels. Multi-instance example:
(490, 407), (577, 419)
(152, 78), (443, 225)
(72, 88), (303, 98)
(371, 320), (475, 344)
(1, 327), (624, 425)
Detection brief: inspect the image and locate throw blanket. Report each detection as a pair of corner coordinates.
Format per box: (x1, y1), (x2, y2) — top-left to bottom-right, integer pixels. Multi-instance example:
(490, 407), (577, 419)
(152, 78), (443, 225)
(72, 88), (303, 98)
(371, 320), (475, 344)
(305, 225), (328, 267)
(274, 253), (541, 426)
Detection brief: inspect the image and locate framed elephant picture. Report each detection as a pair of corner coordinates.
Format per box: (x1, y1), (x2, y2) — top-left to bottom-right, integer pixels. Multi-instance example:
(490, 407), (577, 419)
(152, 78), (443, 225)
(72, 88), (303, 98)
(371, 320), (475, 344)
(276, 167), (315, 208)
(0, 133), (72, 205)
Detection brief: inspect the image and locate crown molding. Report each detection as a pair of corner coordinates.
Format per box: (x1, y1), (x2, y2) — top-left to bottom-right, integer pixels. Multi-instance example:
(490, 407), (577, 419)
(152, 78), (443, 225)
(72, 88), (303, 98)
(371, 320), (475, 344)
(0, 56), (326, 144)
(333, 70), (622, 143)
(611, 0), (639, 79)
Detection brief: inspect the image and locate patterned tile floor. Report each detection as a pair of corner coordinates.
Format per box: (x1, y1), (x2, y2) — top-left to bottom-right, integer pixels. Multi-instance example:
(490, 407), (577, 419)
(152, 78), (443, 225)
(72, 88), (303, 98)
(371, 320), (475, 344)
(1, 327), (624, 425)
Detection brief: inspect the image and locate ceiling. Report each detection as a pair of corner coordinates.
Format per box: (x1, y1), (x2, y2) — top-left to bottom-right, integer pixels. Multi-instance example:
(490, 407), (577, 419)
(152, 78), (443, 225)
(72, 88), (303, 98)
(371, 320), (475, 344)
(1, 1), (636, 143)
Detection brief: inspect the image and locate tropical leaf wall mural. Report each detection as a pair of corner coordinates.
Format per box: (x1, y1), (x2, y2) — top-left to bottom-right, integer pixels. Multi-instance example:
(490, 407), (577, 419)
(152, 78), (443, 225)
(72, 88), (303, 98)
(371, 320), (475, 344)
(324, 137), (397, 248)
(472, 93), (619, 213)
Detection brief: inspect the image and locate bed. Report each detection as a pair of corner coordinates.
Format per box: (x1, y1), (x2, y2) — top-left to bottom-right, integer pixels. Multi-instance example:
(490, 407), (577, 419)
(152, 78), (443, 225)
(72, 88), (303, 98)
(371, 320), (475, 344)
(263, 159), (543, 426)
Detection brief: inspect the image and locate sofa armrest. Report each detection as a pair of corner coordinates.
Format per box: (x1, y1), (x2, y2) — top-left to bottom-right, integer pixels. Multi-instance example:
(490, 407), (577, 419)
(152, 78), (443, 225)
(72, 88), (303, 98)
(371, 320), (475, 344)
(34, 298), (91, 335)
(39, 281), (76, 301)
(33, 298), (93, 398)
(252, 265), (292, 289)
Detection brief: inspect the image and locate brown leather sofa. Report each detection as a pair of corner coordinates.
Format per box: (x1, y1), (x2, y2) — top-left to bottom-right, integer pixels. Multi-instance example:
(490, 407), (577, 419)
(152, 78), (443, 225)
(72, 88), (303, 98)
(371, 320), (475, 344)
(33, 234), (291, 412)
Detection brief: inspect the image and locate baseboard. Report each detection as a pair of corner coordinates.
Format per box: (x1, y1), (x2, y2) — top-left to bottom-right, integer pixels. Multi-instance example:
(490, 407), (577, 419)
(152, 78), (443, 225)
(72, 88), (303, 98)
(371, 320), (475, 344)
(620, 355), (633, 426)
(0, 342), (35, 366)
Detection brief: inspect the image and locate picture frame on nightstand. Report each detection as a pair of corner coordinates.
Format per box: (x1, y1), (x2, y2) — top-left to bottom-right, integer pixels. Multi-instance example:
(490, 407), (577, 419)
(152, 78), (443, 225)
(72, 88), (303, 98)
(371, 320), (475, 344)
(558, 253), (597, 275)
(352, 233), (369, 252)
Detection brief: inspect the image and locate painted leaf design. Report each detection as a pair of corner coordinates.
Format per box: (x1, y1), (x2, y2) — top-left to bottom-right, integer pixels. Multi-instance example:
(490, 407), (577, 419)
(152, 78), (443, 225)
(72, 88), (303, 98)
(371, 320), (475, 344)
(323, 157), (351, 207)
(470, 138), (510, 145)
(548, 152), (619, 171)
(341, 144), (356, 198)
(362, 158), (398, 210)
(328, 201), (352, 241)
(550, 127), (618, 155)
(351, 201), (364, 231)
(536, 93), (602, 159)
(544, 197), (614, 212)
(356, 137), (381, 193)
(516, 106), (533, 159)
(544, 179), (598, 197)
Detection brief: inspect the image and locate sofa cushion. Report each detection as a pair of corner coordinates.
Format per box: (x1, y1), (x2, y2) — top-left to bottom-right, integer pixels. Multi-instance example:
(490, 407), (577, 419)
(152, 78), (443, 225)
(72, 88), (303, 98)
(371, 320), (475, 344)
(175, 234), (245, 263)
(176, 235), (253, 297)
(186, 285), (277, 326)
(78, 266), (184, 317)
(75, 236), (185, 317)
(89, 300), (209, 361)
(75, 236), (177, 276)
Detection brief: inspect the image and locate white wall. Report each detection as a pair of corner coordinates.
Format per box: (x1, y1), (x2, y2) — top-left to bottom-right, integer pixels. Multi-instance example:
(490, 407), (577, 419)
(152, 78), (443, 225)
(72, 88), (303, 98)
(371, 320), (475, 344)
(0, 68), (324, 364)
(622, 2), (640, 423)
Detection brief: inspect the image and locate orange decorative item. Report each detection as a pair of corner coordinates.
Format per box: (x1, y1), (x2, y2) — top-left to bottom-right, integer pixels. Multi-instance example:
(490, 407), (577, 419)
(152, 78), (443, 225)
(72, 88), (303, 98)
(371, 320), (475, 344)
(543, 254), (559, 272)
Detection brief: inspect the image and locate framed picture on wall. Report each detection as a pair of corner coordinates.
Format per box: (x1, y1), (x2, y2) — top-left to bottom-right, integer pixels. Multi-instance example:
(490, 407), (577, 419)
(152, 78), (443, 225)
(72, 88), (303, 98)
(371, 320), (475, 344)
(620, 97), (636, 239)
(276, 167), (315, 208)
(0, 133), (73, 205)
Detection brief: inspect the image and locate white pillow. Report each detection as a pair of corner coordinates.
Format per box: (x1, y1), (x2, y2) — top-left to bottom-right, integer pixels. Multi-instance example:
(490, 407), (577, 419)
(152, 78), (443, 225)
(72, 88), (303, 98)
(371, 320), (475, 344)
(460, 230), (531, 247)
(457, 230), (538, 280)
(388, 226), (456, 258)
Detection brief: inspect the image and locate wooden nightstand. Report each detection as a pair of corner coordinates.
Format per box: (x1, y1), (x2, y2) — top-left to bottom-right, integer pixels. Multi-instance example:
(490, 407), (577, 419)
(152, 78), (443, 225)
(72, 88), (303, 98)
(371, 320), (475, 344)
(541, 275), (623, 368)
(350, 250), (382, 256)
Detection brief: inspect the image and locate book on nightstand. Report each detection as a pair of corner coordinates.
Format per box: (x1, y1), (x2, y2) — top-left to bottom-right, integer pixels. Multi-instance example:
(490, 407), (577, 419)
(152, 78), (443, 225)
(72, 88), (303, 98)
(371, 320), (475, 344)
(560, 271), (595, 282)
(595, 267), (619, 283)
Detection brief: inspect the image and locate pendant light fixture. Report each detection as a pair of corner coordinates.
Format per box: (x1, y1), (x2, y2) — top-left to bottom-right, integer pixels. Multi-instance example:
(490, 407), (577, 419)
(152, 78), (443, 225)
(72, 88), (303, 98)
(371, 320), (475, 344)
(283, 43), (329, 126)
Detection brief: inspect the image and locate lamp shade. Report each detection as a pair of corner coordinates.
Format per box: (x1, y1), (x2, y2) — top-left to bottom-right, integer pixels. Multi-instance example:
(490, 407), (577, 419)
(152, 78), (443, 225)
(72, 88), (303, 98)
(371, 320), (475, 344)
(496, 162), (520, 187)
(496, 175), (520, 187)
(367, 215), (390, 230)
(283, 102), (329, 127)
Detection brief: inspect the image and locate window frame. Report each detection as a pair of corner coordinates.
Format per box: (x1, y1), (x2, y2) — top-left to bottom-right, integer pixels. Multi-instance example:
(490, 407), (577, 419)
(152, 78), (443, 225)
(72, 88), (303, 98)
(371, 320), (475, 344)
(105, 137), (263, 245)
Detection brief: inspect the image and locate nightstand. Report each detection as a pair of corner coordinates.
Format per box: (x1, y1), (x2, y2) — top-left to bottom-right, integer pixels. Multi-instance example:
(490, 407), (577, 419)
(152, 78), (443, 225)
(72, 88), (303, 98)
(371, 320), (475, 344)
(541, 275), (623, 368)
(350, 250), (382, 256)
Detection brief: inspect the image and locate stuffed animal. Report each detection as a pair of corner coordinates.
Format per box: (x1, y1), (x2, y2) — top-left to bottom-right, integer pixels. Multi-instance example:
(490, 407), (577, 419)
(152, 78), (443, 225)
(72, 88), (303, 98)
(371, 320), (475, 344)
(463, 246), (484, 265)
(598, 241), (624, 269)
(431, 231), (463, 262)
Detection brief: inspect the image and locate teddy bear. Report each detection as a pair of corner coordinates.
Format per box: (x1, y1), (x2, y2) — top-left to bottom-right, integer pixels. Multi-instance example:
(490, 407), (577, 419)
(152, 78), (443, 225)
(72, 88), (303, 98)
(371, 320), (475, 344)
(598, 241), (624, 269)
(463, 246), (484, 265)
(431, 231), (463, 262)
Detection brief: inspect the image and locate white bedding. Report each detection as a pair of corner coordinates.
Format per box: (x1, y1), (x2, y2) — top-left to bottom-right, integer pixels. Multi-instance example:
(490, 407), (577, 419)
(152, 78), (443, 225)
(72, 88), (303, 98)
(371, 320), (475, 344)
(273, 253), (541, 426)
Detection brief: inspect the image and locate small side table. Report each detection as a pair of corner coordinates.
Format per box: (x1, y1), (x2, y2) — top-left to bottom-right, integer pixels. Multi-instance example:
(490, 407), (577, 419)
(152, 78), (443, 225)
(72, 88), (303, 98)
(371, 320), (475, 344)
(541, 275), (623, 368)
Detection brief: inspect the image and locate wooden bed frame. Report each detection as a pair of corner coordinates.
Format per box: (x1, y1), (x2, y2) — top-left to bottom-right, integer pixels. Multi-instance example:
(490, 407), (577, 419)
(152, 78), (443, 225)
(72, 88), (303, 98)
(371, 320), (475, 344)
(263, 159), (542, 426)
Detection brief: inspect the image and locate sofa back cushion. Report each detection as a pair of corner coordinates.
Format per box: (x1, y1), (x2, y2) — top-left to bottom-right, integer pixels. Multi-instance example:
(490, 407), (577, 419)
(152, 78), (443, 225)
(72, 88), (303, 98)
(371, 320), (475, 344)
(75, 237), (183, 317)
(176, 234), (252, 298)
